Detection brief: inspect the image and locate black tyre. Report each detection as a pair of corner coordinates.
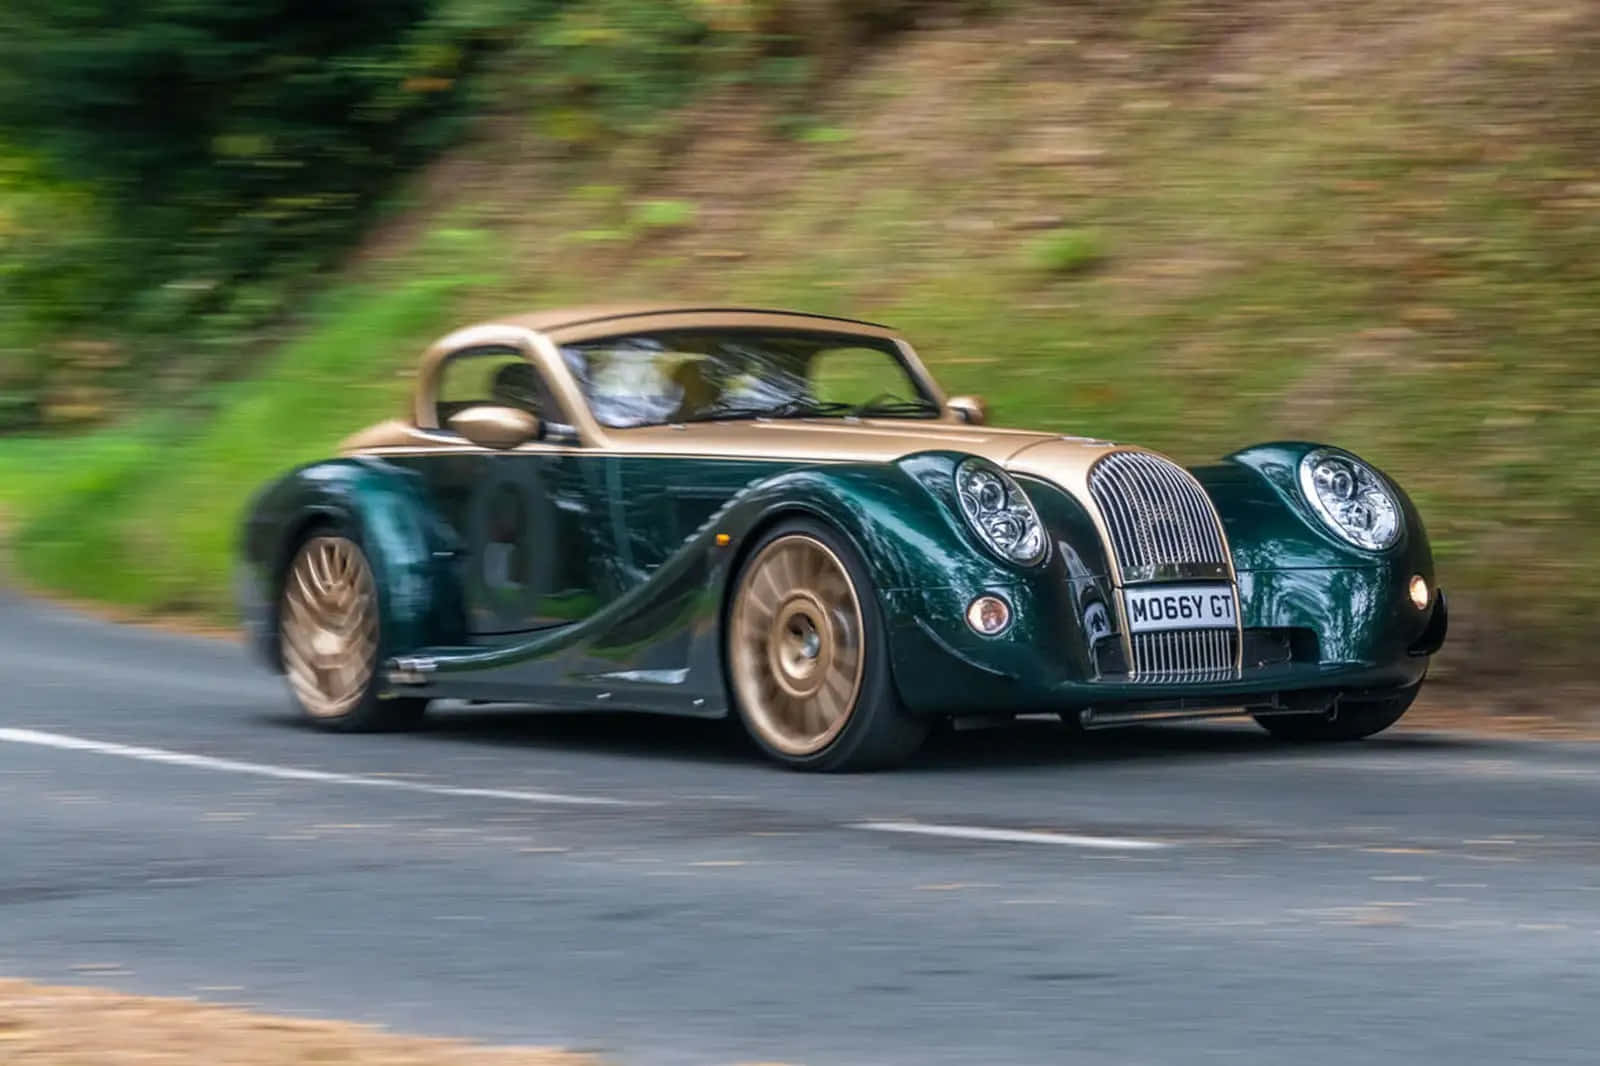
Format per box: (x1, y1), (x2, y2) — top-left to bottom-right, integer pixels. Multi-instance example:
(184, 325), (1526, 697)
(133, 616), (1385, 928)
(279, 532), (429, 732)
(1253, 684), (1420, 743)
(726, 518), (927, 771)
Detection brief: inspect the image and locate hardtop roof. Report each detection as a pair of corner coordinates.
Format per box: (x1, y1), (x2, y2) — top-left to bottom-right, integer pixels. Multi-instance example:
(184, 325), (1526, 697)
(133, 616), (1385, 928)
(487, 304), (895, 336)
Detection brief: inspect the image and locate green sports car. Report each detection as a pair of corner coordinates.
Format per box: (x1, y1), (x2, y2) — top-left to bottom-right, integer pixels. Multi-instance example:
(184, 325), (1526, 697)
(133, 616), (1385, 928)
(237, 304), (1447, 770)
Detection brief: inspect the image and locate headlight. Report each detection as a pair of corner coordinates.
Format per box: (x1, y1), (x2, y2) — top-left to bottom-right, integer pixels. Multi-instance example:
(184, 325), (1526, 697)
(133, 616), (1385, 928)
(1298, 448), (1402, 550)
(954, 458), (1046, 565)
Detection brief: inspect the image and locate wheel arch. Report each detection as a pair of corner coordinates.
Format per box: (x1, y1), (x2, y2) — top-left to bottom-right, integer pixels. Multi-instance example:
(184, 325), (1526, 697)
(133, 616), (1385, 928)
(722, 502), (875, 608)
(710, 461), (987, 717)
(713, 504), (928, 769)
(715, 504), (878, 706)
(239, 458), (463, 671)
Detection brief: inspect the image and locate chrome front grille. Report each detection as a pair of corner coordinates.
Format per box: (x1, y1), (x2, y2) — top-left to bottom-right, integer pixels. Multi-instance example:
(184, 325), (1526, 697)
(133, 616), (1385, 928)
(1089, 451), (1230, 580)
(1130, 629), (1238, 683)
(1090, 451), (1240, 681)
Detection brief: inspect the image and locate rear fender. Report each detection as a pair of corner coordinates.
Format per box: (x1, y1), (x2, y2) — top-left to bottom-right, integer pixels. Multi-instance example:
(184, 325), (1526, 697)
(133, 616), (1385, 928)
(238, 458), (463, 670)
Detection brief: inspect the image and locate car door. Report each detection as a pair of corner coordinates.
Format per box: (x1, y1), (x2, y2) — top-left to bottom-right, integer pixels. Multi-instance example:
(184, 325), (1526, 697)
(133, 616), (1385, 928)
(408, 346), (608, 635)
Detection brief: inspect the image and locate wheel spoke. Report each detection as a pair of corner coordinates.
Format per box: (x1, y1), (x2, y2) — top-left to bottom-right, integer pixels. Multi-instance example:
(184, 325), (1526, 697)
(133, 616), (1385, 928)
(821, 667), (852, 719)
(749, 572), (780, 624)
(810, 688), (836, 728)
(793, 696), (815, 736)
(777, 544), (800, 594)
(312, 542), (334, 593)
(291, 566), (319, 612)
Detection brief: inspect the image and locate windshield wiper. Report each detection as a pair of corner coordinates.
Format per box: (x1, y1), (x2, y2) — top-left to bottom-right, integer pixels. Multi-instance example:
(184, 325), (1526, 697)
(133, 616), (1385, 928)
(682, 399), (856, 423)
(851, 394), (940, 418)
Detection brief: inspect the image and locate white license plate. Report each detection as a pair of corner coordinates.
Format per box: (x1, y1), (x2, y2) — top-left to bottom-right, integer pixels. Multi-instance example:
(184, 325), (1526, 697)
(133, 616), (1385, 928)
(1123, 584), (1236, 634)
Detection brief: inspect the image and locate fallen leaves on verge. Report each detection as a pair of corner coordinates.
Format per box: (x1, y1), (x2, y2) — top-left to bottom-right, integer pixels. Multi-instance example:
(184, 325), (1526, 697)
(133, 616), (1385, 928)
(0, 979), (594, 1065)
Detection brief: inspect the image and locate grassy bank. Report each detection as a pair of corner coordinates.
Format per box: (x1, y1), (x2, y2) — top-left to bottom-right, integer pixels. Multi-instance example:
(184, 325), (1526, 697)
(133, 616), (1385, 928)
(3, 0), (1598, 684)
(0, 278), (463, 612)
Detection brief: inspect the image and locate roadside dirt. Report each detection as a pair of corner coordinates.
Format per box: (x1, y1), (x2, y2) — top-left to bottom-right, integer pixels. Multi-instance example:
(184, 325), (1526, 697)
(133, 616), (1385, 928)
(1406, 683), (1600, 740)
(4, 580), (240, 639)
(0, 514), (234, 639)
(0, 979), (594, 1065)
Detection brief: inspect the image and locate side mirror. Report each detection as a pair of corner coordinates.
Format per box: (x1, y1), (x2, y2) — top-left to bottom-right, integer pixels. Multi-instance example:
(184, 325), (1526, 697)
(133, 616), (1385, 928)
(449, 405), (541, 450)
(946, 395), (987, 425)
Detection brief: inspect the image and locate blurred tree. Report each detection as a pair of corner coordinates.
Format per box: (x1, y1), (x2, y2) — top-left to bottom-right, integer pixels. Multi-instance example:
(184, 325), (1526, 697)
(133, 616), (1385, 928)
(528, 0), (716, 143)
(0, 0), (518, 313)
(0, 0), (977, 429)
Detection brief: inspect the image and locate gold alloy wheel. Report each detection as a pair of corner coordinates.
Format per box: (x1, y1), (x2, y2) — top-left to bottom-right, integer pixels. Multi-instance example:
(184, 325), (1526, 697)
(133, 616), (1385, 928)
(280, 536), (379, 719)
(730, 533), (866, 757)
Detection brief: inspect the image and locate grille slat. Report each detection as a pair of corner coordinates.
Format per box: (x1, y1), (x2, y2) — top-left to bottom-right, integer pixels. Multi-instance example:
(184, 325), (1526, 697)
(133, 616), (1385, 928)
(1154, 460), (1189, 561)
(1128, 630), (1238, 684)
(1089, 451), (1231, 576)
(1089, 451), (1238, 681)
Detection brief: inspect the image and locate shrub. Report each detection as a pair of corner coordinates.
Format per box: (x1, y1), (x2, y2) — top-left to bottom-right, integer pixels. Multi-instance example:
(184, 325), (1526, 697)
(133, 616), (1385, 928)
(1026, 227), (1107, 276)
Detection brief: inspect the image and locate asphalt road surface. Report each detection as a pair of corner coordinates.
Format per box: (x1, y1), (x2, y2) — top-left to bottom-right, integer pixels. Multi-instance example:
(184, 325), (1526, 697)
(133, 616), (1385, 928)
(2, 588), (1597, 1065)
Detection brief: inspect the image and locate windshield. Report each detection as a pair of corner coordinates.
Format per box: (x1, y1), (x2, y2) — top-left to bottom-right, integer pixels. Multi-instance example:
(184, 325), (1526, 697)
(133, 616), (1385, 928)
(560, 329), (938, 429)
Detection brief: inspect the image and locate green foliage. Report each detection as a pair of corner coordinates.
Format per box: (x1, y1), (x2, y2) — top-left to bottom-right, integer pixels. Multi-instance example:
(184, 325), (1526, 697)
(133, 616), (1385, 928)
(0, 0), (530, 428)
(0, 0), (494, 265)
(524, 0), (720, 143)
(795, 124), (854, 144)
(2, 278), (465, 611)
(630, 198), (699, 229)
(1026, 228), (1106, 276)
(0, 0), (986, 431)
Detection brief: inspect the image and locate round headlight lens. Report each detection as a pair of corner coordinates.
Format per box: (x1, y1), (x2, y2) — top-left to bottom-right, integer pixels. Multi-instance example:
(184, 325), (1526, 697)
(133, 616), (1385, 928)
(954, 458), (1046, 565)
(1298, 448), (1402, 550)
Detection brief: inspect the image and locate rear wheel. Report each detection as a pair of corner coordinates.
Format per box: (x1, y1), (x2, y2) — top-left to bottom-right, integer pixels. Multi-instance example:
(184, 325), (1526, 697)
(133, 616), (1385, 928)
(1253, 684), (1419, 742)
(727, 519), (926, 771)
(280, 533), (428, 732)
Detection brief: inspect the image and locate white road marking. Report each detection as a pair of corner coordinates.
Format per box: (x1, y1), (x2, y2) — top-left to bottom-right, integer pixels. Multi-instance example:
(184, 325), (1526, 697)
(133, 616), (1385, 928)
(851, 821), (1169, 850)
(0, 728), (642, 807)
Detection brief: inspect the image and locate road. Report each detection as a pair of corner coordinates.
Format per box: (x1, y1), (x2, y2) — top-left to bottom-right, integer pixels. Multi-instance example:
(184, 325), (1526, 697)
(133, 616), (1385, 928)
(2, 588), (1597, 1065)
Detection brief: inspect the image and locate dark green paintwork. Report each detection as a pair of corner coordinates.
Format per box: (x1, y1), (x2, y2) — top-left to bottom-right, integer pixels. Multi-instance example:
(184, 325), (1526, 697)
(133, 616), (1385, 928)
(238, 438), (1442, 720)
(238, 458), (467, 671)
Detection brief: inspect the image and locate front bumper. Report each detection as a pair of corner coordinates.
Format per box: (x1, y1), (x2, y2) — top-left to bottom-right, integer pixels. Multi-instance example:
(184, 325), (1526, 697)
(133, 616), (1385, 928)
(882, 567), (1446, 717)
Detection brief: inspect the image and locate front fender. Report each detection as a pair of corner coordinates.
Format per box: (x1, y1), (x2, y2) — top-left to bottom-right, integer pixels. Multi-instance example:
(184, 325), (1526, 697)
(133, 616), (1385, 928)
(1195, 441), (1433, 573)
(722, 453), (1119, 715)
(1193, 441), (1439, 665)
(237, 458), (463, 670)
(717, 455), (1014, 595)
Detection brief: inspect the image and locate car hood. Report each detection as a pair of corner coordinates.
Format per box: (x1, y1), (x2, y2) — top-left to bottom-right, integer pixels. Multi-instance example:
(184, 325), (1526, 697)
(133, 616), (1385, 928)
(605, 419), (1122, 472)
(342, 416), (1142, 498)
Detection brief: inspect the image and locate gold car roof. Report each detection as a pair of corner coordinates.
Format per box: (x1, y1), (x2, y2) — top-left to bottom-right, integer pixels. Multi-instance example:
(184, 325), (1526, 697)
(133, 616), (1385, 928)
(487, 304), (899, 342)
(409, 306), (913, 432)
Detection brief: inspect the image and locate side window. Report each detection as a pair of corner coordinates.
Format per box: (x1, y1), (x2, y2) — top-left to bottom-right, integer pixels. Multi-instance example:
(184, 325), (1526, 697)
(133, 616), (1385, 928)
(436, 350), (554, 429)
(809, 346), (918, 406)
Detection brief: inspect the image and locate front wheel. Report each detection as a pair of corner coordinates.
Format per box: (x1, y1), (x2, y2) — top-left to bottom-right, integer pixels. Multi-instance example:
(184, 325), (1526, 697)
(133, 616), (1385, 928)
(279, 533), (429, 732)
(726, 519), (926, 771)
(1253, 684), (1420, 742)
